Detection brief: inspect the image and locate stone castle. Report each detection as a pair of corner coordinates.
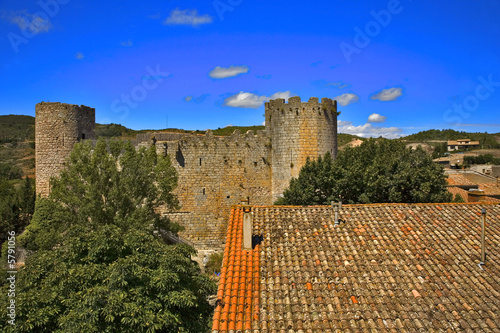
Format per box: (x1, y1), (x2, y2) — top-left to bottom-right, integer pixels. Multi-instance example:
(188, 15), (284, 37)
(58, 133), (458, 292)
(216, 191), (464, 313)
(35, 97), (339, 252)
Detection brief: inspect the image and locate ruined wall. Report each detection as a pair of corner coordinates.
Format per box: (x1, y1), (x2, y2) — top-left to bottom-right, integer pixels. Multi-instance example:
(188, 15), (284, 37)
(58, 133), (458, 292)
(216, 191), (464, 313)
(265, 97), (338, 201)
(35, 102), (95, 197)
(155, 130), (273, 249)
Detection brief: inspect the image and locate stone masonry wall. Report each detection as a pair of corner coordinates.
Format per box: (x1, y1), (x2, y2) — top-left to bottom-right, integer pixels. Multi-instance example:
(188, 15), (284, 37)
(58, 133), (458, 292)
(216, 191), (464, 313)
(34, 97), (337, 252)
(265, 97), (338, 201)
(35, 102), (95, 197)
(154, 130), (273, 250)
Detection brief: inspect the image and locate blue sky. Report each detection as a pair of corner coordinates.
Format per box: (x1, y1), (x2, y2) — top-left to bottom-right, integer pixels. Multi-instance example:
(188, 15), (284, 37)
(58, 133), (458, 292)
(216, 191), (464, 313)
(1, 0), (499, 137)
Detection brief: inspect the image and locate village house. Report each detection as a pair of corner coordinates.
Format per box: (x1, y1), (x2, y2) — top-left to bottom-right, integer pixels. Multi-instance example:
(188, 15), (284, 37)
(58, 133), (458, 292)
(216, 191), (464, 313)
(447, 139), (480, 152)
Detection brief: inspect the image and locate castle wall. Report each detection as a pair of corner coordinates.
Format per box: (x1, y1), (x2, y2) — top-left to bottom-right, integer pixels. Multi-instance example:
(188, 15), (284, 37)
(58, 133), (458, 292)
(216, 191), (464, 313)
(34, 97), (337, 252)
(155, 130), (273, 250)
(35, 102), (95, 197)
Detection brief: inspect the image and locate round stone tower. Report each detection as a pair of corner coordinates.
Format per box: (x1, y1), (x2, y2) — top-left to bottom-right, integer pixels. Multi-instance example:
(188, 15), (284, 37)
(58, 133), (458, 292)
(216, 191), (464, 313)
(264, 96), (338, 200)
(35, 102), (95, 197)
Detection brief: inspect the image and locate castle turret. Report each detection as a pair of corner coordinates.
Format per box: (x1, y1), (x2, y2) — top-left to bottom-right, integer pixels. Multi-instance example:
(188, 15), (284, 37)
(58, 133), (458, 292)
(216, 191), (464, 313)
(35, 102), (95, 196)
(265, 97), (338, 200)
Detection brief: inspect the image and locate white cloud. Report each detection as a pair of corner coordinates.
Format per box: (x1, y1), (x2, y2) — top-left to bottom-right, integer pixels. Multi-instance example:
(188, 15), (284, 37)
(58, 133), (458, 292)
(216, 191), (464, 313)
(184, 96), (193, 102)
(209, 65), (250, 79)
(163, 9), (213, 27)
(333, 93), (359, 106)
(370, 87), (403, 101)
(8, 11), (52, 34)
(338, 120), (403, 139)
(75, 52), (84, 60)
(223, 91), (294, 109)
(367, 113), (387, 123)
(121, 40), (133, 47)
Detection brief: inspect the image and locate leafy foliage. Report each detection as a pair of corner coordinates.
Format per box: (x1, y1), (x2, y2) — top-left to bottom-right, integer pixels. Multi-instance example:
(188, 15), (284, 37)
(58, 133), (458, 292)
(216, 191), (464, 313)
(275, 153), (336, 206)
(0, 169), (35, 246)
(204, 253), (223, 275)
(453, 193), (465, 203)
(0, 163), (23, 180)
(1, 139), (216, 332)
(277, 139), (452, 205)
(464, 154), (500, 165)
(431, 142), (448, 159)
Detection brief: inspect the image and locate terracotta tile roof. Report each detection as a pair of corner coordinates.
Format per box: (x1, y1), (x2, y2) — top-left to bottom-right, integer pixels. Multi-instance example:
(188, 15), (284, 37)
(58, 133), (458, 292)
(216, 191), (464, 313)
(447, 186), (470, 202)
(213, 203), (500, 332)
(447, 173), (477, 186)
(212, 207), (260, 333)
(480, 184), (500, 196)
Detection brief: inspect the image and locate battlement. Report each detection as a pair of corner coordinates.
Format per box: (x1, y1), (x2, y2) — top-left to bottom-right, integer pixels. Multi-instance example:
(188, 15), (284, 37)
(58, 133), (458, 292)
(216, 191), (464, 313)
(137, 129), (270, 151)
(265, 96), (336, 109)
(264, 97), (337, 126)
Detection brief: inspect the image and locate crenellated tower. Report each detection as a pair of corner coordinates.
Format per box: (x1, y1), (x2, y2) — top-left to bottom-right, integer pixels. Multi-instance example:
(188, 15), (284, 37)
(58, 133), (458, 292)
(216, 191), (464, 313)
(35, 102), (95, 197)
(265, 96), (338, 200)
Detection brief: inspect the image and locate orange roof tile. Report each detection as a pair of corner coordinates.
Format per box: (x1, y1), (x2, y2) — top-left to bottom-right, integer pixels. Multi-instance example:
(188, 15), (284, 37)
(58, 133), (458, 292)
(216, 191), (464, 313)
(213, 203), (500, 332)
(447, 173), (477, 186)
(212, 206), (259, 333)
(447, 186), (470, 202)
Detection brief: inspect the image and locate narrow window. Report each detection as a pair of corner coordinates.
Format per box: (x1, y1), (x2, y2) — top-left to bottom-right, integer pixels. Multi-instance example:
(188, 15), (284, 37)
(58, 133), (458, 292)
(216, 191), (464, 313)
(202, 188), (206, 195)
(199, 157), (202, 166)
(82, 133), (86, 140)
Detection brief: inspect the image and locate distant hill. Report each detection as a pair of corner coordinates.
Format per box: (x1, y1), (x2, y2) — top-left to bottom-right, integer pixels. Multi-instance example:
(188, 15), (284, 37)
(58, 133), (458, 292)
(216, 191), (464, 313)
(0, 115), (35, 143)
(0, 115), (36, 178)
(338, 133), (366, 148)
(401, 129), (500, 148)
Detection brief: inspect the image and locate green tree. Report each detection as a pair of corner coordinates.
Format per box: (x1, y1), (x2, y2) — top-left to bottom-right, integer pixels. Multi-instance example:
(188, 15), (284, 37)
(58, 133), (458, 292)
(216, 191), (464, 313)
(431, 142), (448, 159)
(0, 180), (19, 241)
(277, 139), (452, 205)
(0, 166), (35, 245)
(275, 153), (336, 205)
(1, 139), (216, 332)
(464, 154), (500, 165)
(453, 193), (465, 203)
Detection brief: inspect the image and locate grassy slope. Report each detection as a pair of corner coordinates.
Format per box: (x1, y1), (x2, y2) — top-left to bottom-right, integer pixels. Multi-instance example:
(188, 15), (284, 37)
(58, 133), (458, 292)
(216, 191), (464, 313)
(0, 115), (36, 177)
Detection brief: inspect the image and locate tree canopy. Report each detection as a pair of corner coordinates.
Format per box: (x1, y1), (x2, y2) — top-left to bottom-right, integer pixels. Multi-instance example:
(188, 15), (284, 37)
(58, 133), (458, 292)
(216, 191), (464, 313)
(464, 154), (500, 165)
(1, 139), (216, 332)
(276, 139), (452, 205)
(0, 164), (35, 246)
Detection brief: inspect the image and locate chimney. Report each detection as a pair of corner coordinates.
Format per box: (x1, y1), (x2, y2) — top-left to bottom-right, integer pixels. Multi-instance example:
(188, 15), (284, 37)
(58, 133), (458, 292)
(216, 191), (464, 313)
(243, 207), (252, 250)
(479, 208), (487, 266)
(331, 201), (342, 225)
